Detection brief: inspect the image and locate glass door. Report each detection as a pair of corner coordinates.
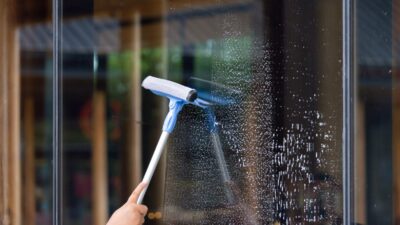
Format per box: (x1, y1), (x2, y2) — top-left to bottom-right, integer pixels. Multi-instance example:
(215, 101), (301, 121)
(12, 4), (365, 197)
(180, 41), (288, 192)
(163, 1), (344, 224)
(13, 0), (400, 224)
(55, 0), (345, 224)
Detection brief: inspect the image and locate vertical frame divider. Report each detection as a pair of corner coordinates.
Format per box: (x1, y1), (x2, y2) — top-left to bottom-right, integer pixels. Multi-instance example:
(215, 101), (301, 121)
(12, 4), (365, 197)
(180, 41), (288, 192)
(342, 0), (354, 224)
(52, 0), (63, 224)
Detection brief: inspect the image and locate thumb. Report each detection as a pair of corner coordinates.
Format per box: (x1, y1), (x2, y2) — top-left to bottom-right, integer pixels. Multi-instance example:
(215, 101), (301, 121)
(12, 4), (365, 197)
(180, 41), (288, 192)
(127, 182), (148, 203)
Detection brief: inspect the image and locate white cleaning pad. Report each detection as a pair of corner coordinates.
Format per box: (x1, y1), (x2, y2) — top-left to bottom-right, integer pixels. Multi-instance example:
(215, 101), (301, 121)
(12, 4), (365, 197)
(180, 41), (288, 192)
(142, 76), (196, 102)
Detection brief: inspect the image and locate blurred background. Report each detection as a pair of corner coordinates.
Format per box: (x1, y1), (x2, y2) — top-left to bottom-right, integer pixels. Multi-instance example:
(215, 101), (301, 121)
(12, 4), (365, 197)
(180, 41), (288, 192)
(0, 0), (399, 225)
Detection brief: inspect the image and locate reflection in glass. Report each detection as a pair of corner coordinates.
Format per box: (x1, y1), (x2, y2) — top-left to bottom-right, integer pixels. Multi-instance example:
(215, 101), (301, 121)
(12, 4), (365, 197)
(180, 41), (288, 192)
(164, 1), (343, 224)
(18, 1), (53, 224)
(4, 0), (400, 224)
(52, 0), (344, 225)
(354, 0), (400, 224)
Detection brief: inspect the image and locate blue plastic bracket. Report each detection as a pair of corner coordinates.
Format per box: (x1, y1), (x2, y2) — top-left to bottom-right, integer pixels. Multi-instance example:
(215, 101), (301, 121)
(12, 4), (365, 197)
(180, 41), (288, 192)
(162, 99), (185, 133)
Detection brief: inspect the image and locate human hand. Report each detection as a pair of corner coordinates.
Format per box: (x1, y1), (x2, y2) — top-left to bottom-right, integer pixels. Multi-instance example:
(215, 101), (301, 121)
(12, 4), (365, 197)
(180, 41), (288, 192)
(107, 182), (149, 225)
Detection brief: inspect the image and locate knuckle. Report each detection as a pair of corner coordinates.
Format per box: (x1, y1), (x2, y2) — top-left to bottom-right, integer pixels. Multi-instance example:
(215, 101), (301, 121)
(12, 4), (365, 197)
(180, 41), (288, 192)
(141, 205), (148, 212)
(132, 204), (142, 212)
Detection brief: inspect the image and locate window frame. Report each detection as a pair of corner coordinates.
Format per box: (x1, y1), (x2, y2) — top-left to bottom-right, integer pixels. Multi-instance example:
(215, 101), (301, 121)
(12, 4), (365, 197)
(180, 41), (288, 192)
(49, 0), (356, 224)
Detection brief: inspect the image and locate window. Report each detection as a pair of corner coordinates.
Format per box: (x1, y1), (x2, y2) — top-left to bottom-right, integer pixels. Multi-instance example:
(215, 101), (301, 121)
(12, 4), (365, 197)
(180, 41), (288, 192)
(1, 0), (399, 225)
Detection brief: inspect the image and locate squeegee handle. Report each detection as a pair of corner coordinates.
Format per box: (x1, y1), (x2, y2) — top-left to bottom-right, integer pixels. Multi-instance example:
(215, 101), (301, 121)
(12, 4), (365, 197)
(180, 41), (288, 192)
(137, 131), (170, 204)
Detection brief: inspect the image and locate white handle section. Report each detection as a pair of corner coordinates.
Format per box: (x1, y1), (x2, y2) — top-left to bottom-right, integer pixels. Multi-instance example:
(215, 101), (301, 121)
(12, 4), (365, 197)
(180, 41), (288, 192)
(137, 131), (170, 204)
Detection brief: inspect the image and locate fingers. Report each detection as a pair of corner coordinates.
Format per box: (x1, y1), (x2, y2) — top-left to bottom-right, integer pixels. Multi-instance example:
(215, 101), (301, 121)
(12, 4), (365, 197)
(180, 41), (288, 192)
(128, 182), (148, 203)
(125, 182), (148, 224)
(135, 204), (148, 216)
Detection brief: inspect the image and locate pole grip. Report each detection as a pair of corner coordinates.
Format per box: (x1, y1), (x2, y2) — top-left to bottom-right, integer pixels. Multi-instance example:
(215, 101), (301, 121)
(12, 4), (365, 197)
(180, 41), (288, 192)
(137, 131), (170, 204)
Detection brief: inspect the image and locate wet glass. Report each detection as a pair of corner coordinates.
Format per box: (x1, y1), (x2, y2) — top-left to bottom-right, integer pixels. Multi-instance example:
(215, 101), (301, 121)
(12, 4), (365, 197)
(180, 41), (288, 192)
(14, 0), (400, 225)
(164, 1), (343, 224)
(57, 0), (344, 225)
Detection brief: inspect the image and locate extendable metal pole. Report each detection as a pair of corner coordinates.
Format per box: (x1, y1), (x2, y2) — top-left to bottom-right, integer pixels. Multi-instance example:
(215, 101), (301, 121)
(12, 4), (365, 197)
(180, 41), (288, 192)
(137, 131), (170, 204)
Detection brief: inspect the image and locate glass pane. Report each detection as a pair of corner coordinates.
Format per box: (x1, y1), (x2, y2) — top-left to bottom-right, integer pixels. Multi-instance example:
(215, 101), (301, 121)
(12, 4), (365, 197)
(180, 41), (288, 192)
(1, 0), (53, 224)
(59, 0), (344, 225)
(354, 0), (400, 224)
(60, 2), (159, 224)
(164, 1), (343, 224)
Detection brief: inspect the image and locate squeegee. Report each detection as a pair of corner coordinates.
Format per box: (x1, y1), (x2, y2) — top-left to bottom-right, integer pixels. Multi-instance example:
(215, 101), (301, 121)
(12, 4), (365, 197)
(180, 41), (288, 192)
(137, 76), (199, 204)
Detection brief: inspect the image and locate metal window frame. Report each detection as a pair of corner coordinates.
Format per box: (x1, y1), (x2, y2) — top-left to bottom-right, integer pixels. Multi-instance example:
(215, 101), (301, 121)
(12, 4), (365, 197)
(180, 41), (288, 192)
(342, 0), (355, 224)
(52, 0), (63, 224)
